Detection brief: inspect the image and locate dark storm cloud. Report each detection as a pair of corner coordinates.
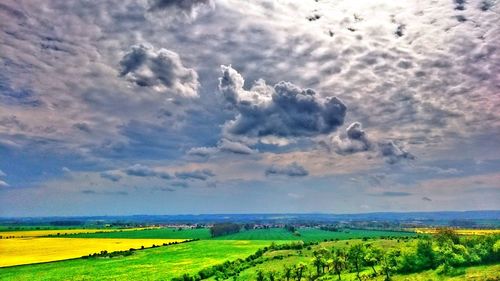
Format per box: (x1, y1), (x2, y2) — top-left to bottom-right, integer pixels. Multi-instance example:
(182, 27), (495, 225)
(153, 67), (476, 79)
(265, 163), (309, 177)
(119, 43), (199, 98)
(175, 169), (214, 180)
(218, 65), (347, 139)
(331, 122), (373, 155)
(123, 164), (171, 179)
(379, 140), (415, 164)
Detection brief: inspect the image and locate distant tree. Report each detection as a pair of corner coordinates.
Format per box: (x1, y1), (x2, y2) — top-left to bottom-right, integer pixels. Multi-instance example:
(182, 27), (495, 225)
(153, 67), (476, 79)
(364, 245), (382, 275)
(294, 262), (307, 281)
(268, 270), (276, 281)
(380, 250), (398, 281)
(415, 238), (436, 270)
(256, 270), (266, 281)
(348, 243), (366, 281)
(332, 248), (346, 280)
(434, 228), (459, 245)
(285, 224), (296, 233)
(210, 223), (241, 237)
(312, 247), (329, 275)
(283, 265), (293, 281)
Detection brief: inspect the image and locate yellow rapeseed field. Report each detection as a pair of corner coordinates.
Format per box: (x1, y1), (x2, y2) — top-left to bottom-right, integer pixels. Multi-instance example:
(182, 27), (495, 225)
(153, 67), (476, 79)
(0, 238), (185, 267)
(413, 228), (500, 235)
(0, 227), (151, 238)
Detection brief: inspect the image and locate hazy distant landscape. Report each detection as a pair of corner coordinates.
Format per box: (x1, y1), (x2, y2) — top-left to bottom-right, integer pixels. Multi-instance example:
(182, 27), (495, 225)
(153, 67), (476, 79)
(1, 211), (499, 280)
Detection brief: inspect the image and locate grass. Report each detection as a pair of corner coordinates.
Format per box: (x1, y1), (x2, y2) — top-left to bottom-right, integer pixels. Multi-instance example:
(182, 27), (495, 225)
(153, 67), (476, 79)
(0, 240), (278, 280)
(0, 238), (186, 267)
(67, 227), (211, 240)
(207, 239), (499, 281)
(215, 228), (417, 242)
(62, 227), (416, 242)
(0, 228), (152, 238)
(389, 264), (500, 281)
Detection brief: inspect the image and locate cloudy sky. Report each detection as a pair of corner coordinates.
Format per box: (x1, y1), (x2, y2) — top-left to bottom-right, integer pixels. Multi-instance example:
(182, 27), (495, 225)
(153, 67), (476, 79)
(0, 0), (499, 217)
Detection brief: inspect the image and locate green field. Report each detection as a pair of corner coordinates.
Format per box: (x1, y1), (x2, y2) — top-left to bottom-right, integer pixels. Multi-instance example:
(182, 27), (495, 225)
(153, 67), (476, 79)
(61, 227), (417, 242)
(1, 227), (497, 281)
(67, 227), (211, 240)
(0, 240), (277, 280)
(215, 228), (417, 242)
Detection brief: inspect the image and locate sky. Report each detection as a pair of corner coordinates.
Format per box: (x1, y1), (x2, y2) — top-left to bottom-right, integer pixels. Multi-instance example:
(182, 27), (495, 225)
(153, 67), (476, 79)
(0, 0), (499, 217)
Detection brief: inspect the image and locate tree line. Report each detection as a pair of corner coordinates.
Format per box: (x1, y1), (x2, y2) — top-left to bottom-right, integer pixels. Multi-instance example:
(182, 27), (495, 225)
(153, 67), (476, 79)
(210, 223), (241, 237)
(173, 228), (499, 281)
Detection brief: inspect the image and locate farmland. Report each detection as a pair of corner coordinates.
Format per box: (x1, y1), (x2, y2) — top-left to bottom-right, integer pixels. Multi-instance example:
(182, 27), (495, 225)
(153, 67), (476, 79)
(0, 223), (498, 280)
(214, 228), (417, 242)
(0, 227), (153, 238)
(0, 237), (186, 267)
(65, 227), (416, 241)
(67, 227), (211, 239)
(413, 227), (500, 235)
(0, 240), (277, 280)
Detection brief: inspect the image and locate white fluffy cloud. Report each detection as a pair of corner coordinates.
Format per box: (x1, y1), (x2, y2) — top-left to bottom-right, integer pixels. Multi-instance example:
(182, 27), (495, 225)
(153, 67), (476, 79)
(330, 122), (373, 155)
(188, 138), (257, 157)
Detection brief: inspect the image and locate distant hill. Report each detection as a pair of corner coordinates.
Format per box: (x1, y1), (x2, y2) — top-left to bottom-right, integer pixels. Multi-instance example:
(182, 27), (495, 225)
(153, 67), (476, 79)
(1, 210), (498, 226)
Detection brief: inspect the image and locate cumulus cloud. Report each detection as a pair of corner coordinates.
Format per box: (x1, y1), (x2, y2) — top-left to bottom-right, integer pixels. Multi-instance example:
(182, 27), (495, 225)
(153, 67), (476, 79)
(330, 122), (373, 155)
(327, 122), (414, 164)
(265, 162), (309, 177)
(379, 140), (415, 164)
(0, 169), (6, 177)
(0, 180), (9, 187)
(218, 65), (347, 139)
(175, 169), (215, 180)
(123, 164), (171, 179)
(120, 43), (199, 98)
(188, 138), (256, 157)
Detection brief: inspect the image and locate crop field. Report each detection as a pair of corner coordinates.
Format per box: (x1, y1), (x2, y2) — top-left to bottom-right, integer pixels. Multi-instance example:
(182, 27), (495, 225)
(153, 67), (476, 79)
(413, 228), (500, 235)
(214, 228), (417, 241)
(67, 227), (211, 240)
(0, 240), (277, 280)
(0, 238), (186, 267)
(0, 228), (151, 238)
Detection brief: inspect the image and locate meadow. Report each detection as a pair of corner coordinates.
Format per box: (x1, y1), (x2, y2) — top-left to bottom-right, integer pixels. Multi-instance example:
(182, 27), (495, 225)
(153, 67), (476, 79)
(0, 238), (186, 267)
(0, 226), (498, 280)
(0, 240), (277, 280)
(214, 228), (417, 242)
(66, 227), (417, 241)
